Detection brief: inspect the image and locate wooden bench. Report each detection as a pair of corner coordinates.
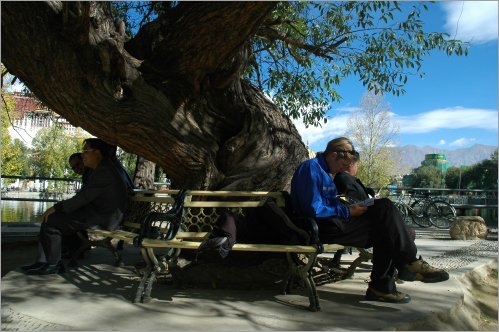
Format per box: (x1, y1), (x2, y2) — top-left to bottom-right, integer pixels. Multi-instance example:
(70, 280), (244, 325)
(132, 190), (355, 312)
(69, 190), (180, 267)
(76, 189), (372, 311)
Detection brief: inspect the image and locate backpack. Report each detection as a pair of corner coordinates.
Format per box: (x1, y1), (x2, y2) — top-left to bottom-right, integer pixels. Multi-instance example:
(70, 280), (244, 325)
(241, 197), (310, 245)
(196, 195), (314, 259)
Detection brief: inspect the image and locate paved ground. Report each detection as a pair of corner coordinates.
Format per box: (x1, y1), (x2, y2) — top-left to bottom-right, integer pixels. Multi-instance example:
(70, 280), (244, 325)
(1, 229), (497, 331)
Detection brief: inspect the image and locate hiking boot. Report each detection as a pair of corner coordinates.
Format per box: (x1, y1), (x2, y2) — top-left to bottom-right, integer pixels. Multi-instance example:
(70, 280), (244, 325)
(365, 287), (411, 303)
(399, 256), (449, 283)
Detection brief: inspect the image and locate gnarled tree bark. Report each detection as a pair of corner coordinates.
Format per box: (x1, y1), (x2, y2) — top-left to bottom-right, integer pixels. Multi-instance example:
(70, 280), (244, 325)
(133, 157), (156, 190)
(1, 1), (309, 190)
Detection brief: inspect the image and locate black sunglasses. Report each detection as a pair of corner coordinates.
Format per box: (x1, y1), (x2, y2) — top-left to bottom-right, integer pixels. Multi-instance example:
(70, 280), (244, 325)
(334, 150), (356, 155)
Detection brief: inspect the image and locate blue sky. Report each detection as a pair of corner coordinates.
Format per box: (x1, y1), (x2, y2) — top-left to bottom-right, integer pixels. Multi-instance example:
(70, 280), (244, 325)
(294, 1), (498, 152)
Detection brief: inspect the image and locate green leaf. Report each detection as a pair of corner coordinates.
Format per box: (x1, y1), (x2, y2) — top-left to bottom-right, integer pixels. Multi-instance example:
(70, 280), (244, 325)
(245, 1), (467, 126)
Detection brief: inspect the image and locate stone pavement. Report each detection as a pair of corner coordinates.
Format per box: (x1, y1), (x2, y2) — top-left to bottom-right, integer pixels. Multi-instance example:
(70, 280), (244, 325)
(1, 229), (497, 331)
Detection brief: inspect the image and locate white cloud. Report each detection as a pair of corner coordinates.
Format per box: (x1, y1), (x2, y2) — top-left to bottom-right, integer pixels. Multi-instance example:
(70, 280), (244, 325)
(449, 137), (476, 147)
(335, 106), (360, 113)
(442, 1), (498, 44)
(292, 114), (349, 147)
(395, 107), (498, 133)
(294, 106), (497, 151)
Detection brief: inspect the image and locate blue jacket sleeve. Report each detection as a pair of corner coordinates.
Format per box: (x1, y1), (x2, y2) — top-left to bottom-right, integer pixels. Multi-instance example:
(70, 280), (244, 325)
(291, 161), (350, 219)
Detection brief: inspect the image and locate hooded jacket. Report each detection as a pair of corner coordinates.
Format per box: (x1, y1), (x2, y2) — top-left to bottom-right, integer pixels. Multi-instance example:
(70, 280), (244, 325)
(290, 153), (350, 219)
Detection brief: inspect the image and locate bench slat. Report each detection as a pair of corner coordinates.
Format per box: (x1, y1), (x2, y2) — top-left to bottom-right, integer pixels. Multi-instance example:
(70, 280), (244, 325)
(132, 189), (282, 196)
(184, 201), (270, 208)
(131, 196), (176, 203)
(322, 244), (347, 251)
(175, 232), (209, 240)
(88, 229), (137, 243)
(187, 190), (282, 196)
(141, 238), (326, 253)
(122, 222), (141, 229)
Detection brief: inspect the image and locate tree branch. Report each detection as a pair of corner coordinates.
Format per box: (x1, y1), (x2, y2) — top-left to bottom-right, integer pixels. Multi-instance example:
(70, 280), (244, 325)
(127, 2), (276, 92)
(256, 26), (347, 61)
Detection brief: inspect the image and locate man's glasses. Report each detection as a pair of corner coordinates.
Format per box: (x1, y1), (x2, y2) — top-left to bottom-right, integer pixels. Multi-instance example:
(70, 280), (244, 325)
(334, 150), (356, 155)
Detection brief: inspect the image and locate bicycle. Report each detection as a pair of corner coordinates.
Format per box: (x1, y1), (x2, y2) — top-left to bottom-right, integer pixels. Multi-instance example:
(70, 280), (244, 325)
(393, 194), (420, 227)
(393, 191), (456, 229)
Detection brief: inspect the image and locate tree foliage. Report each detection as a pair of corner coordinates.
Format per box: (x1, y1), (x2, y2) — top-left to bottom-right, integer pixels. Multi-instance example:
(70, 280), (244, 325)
(31, 125), (84, 178)
(116, 147), (138, 181)
(1, 67), (28, 176)
(1, 2), (469, 190)
(411, 165), (445, 188)
(348, 90), (400, 188)
(444, 166), (462, 189)
(446, 151), (498, 190)
(247, 1), (468, 126)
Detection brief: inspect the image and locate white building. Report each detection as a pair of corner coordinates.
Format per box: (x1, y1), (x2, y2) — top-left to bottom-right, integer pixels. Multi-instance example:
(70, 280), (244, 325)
(7, 92), (88, 148)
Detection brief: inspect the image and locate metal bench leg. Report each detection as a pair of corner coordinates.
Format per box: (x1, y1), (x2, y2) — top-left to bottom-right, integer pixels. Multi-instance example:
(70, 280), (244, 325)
(134, 247), (165, 303)
(283, 274), (294, 295)
(142, 248), (161, 303)
(142, 269), (157, 303)
(303, 253), (320, 312)
(344, 248), (372, 279)
(134, 247), (154, 303)
(114, 240), (125, 267)
(283, 253), (295, 295)
(92, 237), (123, 267)
(289, 252), (321, 311)
(134, 266), (152, 303)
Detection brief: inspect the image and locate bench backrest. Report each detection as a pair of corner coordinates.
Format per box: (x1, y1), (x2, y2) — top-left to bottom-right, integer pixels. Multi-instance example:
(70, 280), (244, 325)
(182, 190), (286, 232)
(123, 189), (286, 233)
(121, 191), (176, 232)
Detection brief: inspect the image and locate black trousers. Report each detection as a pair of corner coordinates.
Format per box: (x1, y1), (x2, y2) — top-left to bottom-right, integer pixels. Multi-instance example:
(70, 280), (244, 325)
(36, 210), (88, 264)
(316, 198), (417, 293)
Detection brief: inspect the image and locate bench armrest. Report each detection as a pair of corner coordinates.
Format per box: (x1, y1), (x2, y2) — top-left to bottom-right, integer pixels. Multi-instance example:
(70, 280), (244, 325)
(134, 189), (188, 247)
(306, 217), (323, 254)
(133, 212), (179, 246)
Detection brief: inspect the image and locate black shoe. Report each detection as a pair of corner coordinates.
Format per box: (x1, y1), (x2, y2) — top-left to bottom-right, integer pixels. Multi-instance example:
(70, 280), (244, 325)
(26, 261), (65, 275)
(21, 262), (46, 272)
(365, 287), (411, 304)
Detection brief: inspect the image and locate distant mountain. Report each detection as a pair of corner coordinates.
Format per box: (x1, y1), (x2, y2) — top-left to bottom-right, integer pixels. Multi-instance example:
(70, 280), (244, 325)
(389, 144), (497, 173)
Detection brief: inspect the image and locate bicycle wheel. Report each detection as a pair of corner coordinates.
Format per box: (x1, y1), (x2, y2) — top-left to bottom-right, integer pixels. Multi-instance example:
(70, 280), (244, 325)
(410, 200), (432, 227)
(394, 202), (410, 225)
(426, 200), (457, 229)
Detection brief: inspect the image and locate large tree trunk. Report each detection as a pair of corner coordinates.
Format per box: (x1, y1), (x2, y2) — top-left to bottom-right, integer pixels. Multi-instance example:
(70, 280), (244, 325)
(1, 1), (309, 190)
(133, 157), (155, 190)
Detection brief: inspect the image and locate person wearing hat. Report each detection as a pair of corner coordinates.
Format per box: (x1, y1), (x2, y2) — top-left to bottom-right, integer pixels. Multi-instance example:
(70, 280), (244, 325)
(290, 137), (448, 304)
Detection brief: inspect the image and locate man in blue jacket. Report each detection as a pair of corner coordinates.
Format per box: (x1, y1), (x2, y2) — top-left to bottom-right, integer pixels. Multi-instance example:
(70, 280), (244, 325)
(291, 137), (448, 303)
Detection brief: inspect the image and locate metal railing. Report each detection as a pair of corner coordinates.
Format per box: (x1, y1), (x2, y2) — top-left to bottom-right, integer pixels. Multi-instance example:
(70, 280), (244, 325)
(1, 175), (82, 202)
(384, 187), (497, 209)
